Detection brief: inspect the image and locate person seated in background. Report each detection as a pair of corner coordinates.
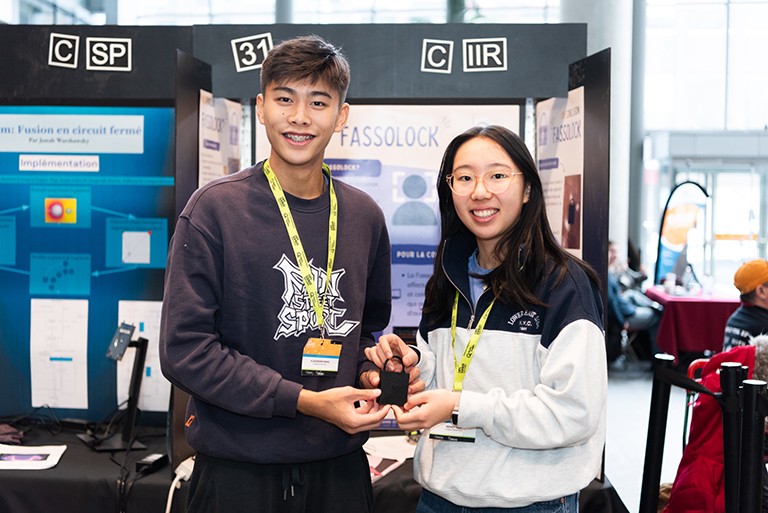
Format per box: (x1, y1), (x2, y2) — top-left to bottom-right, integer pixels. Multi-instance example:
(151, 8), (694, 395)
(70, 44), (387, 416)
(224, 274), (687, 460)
(606, 240), (663, 363)
(723, 259), (768, 351)
(627, 238), (648, 284)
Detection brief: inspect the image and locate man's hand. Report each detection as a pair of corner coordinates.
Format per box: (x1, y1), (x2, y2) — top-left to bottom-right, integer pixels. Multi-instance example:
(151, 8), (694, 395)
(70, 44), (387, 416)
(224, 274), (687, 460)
(297, 387), (390, 434)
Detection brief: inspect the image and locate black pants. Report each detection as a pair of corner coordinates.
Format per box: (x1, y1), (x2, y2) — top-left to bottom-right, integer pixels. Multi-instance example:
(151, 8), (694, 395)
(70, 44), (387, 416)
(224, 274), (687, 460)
(186, 448), (374, 513)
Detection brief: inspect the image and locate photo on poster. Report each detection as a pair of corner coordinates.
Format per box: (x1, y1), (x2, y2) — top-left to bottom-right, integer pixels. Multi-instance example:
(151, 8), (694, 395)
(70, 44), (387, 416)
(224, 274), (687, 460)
(561, 174), (582, 250)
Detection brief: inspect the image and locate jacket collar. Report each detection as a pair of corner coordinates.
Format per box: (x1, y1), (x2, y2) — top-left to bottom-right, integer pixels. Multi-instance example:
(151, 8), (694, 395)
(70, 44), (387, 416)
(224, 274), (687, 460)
(442, 231), (478, 300)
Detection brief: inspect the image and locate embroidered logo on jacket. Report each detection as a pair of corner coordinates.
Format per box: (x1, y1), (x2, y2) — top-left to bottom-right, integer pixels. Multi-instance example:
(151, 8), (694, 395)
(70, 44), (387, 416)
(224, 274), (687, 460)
(273, 254), (359, 339)
(507, 310), (541, 333)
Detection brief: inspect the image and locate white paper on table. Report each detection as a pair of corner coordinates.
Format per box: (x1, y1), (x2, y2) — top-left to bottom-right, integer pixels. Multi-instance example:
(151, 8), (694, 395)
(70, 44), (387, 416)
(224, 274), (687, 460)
(0, 443), (67, 470)
(363, 434), (417, 461)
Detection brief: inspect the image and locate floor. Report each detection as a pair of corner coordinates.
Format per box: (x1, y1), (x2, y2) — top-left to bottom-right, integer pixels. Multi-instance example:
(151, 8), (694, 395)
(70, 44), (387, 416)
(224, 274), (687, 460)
(604, 359), (688, 512)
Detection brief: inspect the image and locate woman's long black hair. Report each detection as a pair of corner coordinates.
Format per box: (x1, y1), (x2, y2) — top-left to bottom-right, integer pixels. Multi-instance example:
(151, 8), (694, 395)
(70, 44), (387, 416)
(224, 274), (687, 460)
(422, 125), (600, 319)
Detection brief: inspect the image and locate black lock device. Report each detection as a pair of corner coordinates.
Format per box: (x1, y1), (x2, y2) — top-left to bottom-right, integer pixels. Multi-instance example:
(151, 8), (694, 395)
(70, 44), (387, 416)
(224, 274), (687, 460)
(378, 356), (409, 406)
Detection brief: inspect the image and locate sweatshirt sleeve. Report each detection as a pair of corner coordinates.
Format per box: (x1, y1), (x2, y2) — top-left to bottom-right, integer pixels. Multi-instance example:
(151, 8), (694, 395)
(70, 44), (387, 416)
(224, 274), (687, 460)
(457, 269), (607, 449)
(459, 320), (606, 448)
(159, 216), (302, 419)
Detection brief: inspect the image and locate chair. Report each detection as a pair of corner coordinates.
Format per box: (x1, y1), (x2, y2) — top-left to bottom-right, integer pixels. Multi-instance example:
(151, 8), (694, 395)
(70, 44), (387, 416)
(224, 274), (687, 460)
(620, 327), (642, 364)
(681, 358), (710, 450)
(605, 305), (644, 368)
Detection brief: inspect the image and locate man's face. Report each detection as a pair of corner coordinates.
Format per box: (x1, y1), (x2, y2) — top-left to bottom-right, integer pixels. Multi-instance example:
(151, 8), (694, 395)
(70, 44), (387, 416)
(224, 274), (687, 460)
(256, 78), (349, 173)
(608, 243), (618, 267)
(755, 283), (768, 308)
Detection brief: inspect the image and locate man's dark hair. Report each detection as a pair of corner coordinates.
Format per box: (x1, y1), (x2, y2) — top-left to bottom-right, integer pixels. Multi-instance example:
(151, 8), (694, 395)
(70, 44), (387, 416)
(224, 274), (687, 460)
(260, 35), (350, 104)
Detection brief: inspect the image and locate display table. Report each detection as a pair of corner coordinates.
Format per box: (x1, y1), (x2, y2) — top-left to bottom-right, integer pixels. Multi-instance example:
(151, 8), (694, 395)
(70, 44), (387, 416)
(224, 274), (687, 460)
(0, 428), (627, 513)
(645, 286), (740, 359)
(0, 427), (186, 513)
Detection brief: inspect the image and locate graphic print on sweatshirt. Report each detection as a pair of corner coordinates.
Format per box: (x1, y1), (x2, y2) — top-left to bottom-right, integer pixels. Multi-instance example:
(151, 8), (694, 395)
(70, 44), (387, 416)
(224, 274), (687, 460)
(273, 254), (360, 339)
(507, 310), (542, 334)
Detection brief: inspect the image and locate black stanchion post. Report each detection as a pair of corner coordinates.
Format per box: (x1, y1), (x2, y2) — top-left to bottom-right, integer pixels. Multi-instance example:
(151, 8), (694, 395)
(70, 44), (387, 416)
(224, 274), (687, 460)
(720, 362), (743, 513)
(639, 353), (675, 513)
(739, 379), (766, 513)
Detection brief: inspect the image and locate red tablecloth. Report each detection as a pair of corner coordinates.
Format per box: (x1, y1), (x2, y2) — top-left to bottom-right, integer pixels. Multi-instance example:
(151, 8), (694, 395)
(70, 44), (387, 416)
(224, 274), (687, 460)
(645, 286), (740, 359)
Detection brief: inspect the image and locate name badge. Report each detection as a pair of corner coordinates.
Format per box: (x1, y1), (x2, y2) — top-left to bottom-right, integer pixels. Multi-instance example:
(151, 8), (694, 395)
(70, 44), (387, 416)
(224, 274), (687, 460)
(428, 421), (476, 443)
(301, 338), (341, 376)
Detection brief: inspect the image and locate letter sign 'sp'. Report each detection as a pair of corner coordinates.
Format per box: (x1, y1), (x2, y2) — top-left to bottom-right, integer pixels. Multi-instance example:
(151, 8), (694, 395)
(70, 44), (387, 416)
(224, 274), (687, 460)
(86, 37), (132, 72)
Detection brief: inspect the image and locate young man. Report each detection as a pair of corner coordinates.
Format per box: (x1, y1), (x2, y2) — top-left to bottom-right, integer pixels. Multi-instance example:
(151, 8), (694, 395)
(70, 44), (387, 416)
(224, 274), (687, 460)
(723, 259), (768, 351)
(159, 35), (392, 513)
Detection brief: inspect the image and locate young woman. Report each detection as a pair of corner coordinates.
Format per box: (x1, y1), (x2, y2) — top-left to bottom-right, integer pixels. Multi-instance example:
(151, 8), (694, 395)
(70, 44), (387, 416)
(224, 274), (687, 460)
(365, 125), (606, 512)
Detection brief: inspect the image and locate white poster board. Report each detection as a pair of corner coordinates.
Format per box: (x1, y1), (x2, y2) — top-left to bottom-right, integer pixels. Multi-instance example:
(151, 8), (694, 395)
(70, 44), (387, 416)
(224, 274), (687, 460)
(198, 90), (242, 187)
(535, 87), (585, 258)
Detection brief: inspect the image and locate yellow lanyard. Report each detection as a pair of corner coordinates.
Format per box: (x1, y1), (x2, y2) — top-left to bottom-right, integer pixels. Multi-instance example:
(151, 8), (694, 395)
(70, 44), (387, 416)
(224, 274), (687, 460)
(263, 159), (338, 336)
(450, 290), (495, 392)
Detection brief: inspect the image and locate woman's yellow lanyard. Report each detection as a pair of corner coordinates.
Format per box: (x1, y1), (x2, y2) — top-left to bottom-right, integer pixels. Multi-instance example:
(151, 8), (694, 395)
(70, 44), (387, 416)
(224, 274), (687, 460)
(263, 159), (337, 337)
(451, 290), (495, 392)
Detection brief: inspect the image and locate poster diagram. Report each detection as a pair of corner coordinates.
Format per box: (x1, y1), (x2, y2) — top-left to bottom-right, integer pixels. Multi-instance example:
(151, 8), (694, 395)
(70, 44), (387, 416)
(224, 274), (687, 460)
(31, 186), (91, 228)
(105, 218), (167, 269)
(30, 253), (91, 296)
(29, 298), (89, 409)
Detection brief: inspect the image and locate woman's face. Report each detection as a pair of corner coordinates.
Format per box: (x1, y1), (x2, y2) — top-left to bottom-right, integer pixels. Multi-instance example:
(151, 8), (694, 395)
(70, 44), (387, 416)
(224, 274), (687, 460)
(450, 136), (529, 256)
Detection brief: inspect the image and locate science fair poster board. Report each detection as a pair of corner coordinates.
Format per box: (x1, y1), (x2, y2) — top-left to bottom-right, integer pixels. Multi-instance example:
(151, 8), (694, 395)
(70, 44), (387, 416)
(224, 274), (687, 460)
(0, 105), (174, 422)
(255, 105), (520, 330)
(535, 87), (585, 259)
(198, 89), (242, 187)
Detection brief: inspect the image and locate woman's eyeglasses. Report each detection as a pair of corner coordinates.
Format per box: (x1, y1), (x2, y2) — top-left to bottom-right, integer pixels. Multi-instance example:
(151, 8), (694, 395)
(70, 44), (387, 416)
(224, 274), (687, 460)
(445, 171), (523, 196)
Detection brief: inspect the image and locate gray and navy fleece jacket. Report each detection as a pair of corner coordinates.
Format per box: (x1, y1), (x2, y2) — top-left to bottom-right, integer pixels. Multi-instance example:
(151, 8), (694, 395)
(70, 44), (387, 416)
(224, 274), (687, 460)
(159, 161), (391, 464)
(412, 234), (607, 508)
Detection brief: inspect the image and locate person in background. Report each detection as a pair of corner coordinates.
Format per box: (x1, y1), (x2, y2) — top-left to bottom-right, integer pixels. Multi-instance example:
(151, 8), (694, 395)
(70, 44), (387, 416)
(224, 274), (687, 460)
(723, 259), (768, 351)
(606, 240), (662, 362)
(159, 35), (398, 513)
(365, 125), (606, 512)
(627, 238), (648, 284)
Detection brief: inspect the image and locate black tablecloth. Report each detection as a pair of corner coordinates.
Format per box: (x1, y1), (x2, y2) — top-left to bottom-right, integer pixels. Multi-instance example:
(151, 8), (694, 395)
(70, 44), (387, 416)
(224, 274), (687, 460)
(0, 427), (186, 513)
(0, 428), (628, 513)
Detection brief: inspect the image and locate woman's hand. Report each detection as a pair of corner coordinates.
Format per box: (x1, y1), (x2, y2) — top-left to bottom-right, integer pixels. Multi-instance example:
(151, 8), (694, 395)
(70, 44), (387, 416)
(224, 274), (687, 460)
(363, 334), (424, 394)
(390, 389), (460, 430)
